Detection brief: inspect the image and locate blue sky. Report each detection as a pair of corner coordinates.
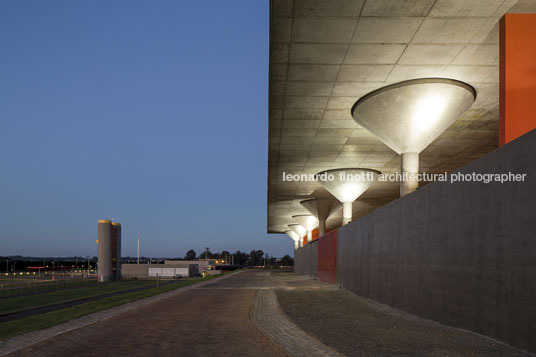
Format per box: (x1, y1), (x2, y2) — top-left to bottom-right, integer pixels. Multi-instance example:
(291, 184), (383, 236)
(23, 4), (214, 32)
(0, 1), (291, 258)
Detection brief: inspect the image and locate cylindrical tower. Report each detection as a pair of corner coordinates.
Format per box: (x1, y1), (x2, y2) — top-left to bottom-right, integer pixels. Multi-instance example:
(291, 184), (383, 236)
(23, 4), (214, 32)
(111, 222), (121, 280)
(97, 220), (112, 282)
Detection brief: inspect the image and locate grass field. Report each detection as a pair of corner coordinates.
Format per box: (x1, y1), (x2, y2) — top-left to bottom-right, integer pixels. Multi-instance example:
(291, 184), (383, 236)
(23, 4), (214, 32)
(0, 273), (228, 341)
(0, 280), (158, 315)
(0, 278), (103, 298)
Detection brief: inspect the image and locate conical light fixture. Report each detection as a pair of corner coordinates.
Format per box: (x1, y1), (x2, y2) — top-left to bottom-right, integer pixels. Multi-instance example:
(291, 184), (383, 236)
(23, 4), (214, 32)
(352, 78), (476, 196)
(300, 198), (340, 236)
(288, 224), (306, 247)
(316, 168), (380, 225)
(292, 215), (318, 243)
(284, 230), (300, 249)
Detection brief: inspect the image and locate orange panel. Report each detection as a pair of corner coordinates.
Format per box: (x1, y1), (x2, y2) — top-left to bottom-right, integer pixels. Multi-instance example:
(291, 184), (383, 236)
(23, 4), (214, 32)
(303, 228), (320, 245)
(499, 14), (536, 146)
(317, 230), (337, 284)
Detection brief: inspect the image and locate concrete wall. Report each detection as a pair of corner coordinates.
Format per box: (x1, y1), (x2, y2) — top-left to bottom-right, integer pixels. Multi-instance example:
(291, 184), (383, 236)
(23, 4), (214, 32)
(164, 260), (212, 272)
(336, 129), (536, 353)
(121, 264), (151, 278)
(294, 241), (317, 278)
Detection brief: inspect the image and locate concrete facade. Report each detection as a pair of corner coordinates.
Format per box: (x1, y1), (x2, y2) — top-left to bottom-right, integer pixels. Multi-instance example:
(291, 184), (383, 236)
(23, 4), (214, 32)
(269, 1), (536, 353)
(295, 128), (536, 353)
(267, 0), (536, 233)
(294, 240), (317, 278)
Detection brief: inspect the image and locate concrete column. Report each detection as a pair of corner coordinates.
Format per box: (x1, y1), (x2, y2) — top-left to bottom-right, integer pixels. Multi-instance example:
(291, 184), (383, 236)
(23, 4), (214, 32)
(342, 201), (352, 225)
(318, 219), (326, 237)
(401, 152), (419, 197)
(299, 236), (304, 247)
(307, 230), (312, 243)
(300, 198), (339, 237)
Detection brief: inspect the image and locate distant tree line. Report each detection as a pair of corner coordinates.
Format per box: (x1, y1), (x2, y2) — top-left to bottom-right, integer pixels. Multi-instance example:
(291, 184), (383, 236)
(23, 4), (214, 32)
(183, 249), (293, 267)
(0, 256), (97, 273)
(2, 250), (294, 272)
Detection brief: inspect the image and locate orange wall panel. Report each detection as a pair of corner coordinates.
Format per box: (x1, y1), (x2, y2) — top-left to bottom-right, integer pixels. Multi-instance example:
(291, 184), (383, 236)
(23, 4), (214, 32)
(500, 14), (536, 146)
(304, 229), (319, 245)
(317, 230), (337, 284)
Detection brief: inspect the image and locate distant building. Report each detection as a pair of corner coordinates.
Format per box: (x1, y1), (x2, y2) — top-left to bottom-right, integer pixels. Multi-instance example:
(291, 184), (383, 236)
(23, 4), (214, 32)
(97, 220), (121, 282)
(164, 259), (216, 274)
(122, 263), (200, 279)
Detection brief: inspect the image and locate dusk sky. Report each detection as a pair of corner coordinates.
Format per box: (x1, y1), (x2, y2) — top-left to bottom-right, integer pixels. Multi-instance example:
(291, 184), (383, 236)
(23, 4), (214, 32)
(0, 1), (291, 258)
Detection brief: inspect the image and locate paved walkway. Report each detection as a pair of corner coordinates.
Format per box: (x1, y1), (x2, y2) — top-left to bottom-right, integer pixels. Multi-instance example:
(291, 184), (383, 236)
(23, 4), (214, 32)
(3, 271), (335, 357)
(4, 272), (286, 356)
(0, 276), (230, 356)
(4, 271), (523, 356)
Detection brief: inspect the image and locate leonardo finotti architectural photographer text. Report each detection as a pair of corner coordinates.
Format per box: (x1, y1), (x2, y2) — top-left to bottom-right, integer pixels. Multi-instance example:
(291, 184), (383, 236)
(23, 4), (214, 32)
(282, 171), (527, 184)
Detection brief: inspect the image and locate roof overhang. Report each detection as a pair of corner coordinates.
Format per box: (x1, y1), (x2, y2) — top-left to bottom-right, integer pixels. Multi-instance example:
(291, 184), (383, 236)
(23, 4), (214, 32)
(267, 0), (536, 233)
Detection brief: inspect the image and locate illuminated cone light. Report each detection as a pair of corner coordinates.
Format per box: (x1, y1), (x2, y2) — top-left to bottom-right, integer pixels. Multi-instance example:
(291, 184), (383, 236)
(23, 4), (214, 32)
(292, 215), (318, 244)
(351, 78), (476, 196)
(300, 198), (340, 237)
(288, 224), (306, 247)
(316, 168), (380, 225)
(284, 230), (300, 249)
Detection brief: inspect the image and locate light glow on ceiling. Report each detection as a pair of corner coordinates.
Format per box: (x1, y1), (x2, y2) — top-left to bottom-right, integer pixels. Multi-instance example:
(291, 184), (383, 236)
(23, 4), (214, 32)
(288, 224), (306, 237)
(284, 230), (299, 241)
(317, 169), (380, 203)
(292, 215), (318, 231)
(413, 94), (447, 135)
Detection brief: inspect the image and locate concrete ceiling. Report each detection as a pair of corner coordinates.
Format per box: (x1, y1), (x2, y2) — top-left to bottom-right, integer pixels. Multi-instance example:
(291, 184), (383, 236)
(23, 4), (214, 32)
(267, 0), (536, 233)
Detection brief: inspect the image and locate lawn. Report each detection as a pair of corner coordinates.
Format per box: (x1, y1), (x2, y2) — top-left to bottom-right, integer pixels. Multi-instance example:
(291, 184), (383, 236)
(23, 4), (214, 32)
(0, 278), (102, 298)
(0, 280), (157, 315)
(0, 273), (228, 341)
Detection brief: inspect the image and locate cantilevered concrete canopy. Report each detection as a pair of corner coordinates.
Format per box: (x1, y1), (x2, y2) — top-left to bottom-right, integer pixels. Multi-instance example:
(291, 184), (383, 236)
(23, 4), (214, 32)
(267, 0), (536, 234)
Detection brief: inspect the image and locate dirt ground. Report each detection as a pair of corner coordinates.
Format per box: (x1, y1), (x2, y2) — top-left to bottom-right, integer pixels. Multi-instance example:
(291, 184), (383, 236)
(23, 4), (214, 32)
(276, 289), (531, 356)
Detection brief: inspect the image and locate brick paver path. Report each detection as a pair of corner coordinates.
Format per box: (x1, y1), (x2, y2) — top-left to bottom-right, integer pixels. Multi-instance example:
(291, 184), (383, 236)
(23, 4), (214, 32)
(6, 272), (289, 356)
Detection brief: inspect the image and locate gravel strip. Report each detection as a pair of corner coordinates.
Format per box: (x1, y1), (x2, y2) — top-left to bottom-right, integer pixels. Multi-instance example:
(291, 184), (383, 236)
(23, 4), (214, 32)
(251, 289), (341, 357)
(276, 289), (532, 357)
